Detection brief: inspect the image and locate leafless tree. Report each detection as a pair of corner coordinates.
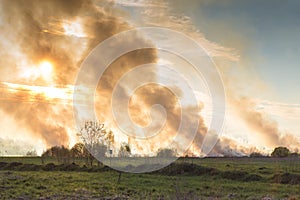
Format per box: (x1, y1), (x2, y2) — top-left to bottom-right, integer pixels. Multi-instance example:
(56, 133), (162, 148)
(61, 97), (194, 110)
(78, 121), (114, 167)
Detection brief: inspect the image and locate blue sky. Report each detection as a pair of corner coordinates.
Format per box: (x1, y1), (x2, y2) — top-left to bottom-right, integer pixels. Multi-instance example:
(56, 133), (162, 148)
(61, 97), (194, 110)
(174, 0), (300, 103)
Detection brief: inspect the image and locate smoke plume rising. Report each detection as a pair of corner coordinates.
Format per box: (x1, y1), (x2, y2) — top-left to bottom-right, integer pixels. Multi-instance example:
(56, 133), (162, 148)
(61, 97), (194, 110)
(231, 97), (300, 150)
(2, 0), (295, 157)
(0, 0), (210, 154)
(0, 0), (140, 147)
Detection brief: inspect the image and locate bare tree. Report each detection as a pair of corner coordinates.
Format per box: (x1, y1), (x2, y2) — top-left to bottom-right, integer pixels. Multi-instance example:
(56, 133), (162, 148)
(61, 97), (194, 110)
(78, 121), (114, 167)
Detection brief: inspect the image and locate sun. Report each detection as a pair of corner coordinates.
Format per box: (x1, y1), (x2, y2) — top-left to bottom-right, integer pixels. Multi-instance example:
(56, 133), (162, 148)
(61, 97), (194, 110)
(39, 61), (53, 77)
(40, 61), (53, 74)
(37, 60), (54, 83)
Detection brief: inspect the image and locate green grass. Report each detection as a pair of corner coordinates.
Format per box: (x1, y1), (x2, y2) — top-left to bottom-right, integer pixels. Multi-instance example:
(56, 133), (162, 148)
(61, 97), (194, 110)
(0, 157), (299, 199)
(0, 170), (299, 199)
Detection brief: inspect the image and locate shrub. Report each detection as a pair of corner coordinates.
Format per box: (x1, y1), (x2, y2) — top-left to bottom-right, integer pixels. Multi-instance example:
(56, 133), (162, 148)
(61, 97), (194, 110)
(271, 147), (290, 157)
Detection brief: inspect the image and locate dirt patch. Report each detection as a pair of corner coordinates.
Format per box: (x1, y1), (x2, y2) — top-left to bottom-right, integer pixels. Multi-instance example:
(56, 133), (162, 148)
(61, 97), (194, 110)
(2, 162), (23, 170)
(153, 163), (217, 176)
(152, 163), (262, 182)
(272, 173), (300, 185)
(55, 163), (82, 171)
(17, 164), (42, 171)
(220, 171), (262, 181)
(42, 163), (56, 171)
(0, 162), (7, 169)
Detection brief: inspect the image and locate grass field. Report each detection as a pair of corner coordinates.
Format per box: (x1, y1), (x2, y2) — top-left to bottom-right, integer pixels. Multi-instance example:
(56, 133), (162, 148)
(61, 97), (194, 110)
(0, 157), (299, 199)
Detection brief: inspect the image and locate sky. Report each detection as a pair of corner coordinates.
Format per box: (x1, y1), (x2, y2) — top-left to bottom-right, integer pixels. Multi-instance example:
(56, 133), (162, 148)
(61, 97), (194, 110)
(183, 0), (300, 103)
(0, 0), (299, 156)
(171, 0), (300, 151)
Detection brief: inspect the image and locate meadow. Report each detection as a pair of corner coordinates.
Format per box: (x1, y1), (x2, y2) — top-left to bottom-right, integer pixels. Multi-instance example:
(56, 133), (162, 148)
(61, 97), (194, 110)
(0, 157), (299, 199)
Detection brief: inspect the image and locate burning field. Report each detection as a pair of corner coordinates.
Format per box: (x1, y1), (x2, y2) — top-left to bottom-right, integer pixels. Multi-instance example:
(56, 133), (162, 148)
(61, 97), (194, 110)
(0, 0), (299, 198)
(0, 0), (299, 158)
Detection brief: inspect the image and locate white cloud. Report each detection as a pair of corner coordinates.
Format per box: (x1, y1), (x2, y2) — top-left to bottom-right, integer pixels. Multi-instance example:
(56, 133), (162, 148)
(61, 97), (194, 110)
(115, 0), (167, 8)
(256, 100), (300, 120)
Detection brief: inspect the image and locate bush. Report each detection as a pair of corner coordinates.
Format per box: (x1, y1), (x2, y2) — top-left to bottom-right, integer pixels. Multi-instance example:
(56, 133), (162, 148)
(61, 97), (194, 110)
(272, 173), (300, 185)
(271, 147), (290, 157)
(220, 171), (262, 182)
(3, 162), (23, 170)
(156, 148), (177, 158)
(249, 152), (264, 158)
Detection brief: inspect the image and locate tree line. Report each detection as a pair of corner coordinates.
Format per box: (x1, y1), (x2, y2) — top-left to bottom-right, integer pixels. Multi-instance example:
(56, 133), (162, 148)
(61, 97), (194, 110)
(39, 121), (299, 166)
(40, 143), (299, 166)
(40, 143), (178, 166)
(250, 146), (299, 158)
(41, 142), (134, 166)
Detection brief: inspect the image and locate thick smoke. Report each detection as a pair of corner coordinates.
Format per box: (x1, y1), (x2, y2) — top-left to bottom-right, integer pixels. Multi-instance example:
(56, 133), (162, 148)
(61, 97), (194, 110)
(232, 97), (300, 150)
(1, 0), (85, 84)
(0, 137), (36, 156)
(2, 0), (292, 156)
(112, 0), (300, 156)
(125, 84), (208, 154)
(0, 0), (209, 153)
(93, 45), (210, 155)
(209, 137), (265, 157)
(0, 0), (141, 147)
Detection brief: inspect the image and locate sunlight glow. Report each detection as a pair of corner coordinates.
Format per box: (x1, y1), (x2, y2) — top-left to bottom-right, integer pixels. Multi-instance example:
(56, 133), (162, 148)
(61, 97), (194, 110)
(2, 82), (73, 103)
(20, 60), (54, 83)
(39, 61), (53, 76)
(63, 20), (86, 38)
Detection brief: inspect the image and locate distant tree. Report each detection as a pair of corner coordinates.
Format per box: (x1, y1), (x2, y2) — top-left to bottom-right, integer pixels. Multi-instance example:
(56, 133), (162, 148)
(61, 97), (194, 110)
(157, 148), (177, 158)
(26, 150), (37, 156)
(118, 142), (131, 157)
(41, 145), (70, 164)
(71, 143), (85, 158)
(116, 143), (131, 184)
(70, 142), (89, 164)
(41, 149), (50, 164)
(249, 152), (264, 158)
(271, 146), (290, 158)
(59, 146), (71, 164)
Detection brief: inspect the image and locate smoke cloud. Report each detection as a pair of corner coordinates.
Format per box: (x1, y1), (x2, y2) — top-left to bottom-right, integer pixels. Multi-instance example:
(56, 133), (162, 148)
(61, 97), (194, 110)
(0, 0), (208, 154)
(231, 97), (300, 150)
(2, 0), (294, 157)
(0, 0), (141, 148)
